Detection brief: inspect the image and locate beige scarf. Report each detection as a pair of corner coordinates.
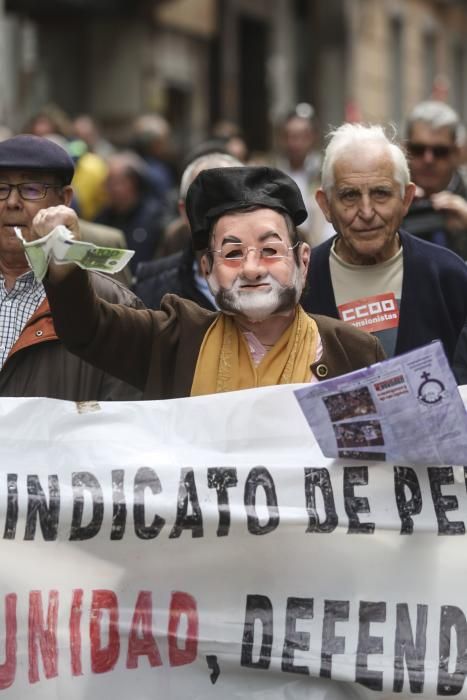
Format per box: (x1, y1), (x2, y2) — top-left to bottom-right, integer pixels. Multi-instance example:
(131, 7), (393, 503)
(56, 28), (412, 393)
(190, 306), (318, 396)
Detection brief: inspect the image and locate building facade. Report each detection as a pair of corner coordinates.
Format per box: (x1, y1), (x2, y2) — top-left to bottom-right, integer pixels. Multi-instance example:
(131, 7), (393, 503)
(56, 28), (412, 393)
(0, 0), (466, 155)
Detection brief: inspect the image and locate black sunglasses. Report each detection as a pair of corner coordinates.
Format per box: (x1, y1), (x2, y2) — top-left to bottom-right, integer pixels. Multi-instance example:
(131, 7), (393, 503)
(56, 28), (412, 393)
(407, 142), (455, 159)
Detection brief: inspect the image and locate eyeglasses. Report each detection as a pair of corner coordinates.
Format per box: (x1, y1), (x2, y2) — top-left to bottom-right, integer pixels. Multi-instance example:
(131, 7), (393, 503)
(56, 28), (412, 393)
(0, 182), (60, 201)
(406, 142), (454, 159)
(210, 240), (299, 265)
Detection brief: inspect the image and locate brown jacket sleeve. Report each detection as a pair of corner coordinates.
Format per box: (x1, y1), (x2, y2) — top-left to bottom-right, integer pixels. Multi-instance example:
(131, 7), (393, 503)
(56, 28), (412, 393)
(45, 268), (156, 391)
(44, 268), (217, 397)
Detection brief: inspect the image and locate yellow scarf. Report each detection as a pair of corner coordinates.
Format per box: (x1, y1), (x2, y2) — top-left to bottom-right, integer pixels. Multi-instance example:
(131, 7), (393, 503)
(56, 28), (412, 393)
(190, 306), (318, 396)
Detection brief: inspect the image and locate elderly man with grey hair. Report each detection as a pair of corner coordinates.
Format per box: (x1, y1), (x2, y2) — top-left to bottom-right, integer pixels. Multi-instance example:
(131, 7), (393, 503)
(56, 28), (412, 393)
(301, 122), (467, 365)
(403, 100), (467, 257)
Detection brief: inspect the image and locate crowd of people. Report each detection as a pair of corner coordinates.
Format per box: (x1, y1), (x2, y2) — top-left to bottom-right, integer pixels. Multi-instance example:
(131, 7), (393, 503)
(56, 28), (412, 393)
(1, 96), (467, 401)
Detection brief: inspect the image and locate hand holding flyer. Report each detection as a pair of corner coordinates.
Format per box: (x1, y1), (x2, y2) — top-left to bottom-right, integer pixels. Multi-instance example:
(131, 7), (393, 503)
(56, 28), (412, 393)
(14, 225), (134, 281)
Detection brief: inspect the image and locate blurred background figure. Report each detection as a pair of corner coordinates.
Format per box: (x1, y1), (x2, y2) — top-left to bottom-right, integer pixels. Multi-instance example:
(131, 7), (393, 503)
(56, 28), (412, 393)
(459, 124), (467, 189)
(134, 149), (242, 310)
(67, 138), (109, 221)
(23, 105), (111, 220)
(275, 103), (333, 247)
(42, 134), (131, 284)
(73, 114), (115, 159)
(23, 103), (74, 140)
(403, 100), (467, 258)
(211, 120), (249, 163)
(131, 113), (176, 201)
(277, 103), (321, 184)
(95, 151), (166, 276)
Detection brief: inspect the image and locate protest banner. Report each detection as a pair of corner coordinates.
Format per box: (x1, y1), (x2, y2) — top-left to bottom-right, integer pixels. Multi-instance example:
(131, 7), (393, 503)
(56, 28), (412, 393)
(0, 385), (467, 699)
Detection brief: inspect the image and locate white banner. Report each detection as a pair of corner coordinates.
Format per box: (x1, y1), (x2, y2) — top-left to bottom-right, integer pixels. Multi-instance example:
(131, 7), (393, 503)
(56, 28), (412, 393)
(1, 386), (467, 699)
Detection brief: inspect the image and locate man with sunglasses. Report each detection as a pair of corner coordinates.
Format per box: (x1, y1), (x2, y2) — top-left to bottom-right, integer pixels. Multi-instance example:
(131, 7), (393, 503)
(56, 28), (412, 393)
(33, 166), (384, 398)
(0, 133), (144, 399)
(403, 100), (467, 258)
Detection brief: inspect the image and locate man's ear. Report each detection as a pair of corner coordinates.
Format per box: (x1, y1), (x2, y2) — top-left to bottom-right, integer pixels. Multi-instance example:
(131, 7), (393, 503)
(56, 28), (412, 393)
(199, 252), (211, 277)
(179, 199), (190, 226)
(315, 188), (332, 222)
(62, 186), (74, 207)
(402, 182), (416, 214)
(299, 241), (310, 275)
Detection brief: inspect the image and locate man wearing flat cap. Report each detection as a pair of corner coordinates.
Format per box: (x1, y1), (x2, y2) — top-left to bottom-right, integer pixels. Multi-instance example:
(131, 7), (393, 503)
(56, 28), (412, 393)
(34, 165), (384, 398)
(0, 133), (143, 399)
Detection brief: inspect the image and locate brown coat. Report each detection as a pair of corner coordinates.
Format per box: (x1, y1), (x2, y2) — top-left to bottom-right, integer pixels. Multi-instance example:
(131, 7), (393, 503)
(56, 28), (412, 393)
(0, 272), (145, 401)
(45, 268), (386, 400)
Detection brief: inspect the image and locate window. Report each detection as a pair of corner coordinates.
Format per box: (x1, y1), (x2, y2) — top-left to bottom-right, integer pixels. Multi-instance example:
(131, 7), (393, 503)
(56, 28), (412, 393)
(423, 32), (437, 98)
(390, 16), (404, 127)
(452, 41), (466, 121)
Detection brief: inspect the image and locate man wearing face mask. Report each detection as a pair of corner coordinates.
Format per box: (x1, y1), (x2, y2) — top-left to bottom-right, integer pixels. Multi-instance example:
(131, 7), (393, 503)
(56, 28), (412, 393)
(34, 166), (384, 399)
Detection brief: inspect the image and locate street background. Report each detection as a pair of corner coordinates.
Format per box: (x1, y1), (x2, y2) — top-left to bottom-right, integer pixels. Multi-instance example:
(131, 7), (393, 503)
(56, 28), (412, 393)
(0, 0), (466, 160)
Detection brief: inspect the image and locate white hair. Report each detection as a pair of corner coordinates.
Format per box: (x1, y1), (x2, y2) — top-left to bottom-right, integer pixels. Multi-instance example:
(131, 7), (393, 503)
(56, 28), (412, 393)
(321, 123), (410, 196)
(406, 100), (461, 144)
(180, 152), (242, 200)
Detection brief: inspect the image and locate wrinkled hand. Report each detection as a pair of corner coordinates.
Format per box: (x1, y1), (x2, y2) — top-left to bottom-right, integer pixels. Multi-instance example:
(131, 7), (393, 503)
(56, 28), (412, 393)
(31, 205), (81, 282)
(431, 191), (467, 230)
(32, 205), (81, 241)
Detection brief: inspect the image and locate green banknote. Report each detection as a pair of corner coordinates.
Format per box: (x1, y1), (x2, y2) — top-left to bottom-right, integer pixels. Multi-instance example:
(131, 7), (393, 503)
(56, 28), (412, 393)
(16, 227), (55, 282)
(23, 245), (49, 282)
(17, 225), (134, 280)
(57, 239), (134, 272)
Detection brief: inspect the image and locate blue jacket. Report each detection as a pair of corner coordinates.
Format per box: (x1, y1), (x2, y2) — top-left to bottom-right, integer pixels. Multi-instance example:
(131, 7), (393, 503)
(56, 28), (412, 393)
(301, 230), (467, 363)
(134, 246), (216, 312)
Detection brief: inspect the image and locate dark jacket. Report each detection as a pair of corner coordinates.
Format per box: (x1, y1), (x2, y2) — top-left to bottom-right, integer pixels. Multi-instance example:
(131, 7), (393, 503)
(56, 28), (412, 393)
(301, 230), (467, 364)
(0, 272), (145, 400)
(403, 171), (467, 258)
(45, 268), (386, 400)
(134, 246), (216, 311)
(95, 196), (164, 274)
(453, 323), (467, 384)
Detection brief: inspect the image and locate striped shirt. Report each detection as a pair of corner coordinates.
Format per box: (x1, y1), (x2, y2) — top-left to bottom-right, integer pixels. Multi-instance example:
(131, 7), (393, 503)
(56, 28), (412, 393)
(0, 271), (45, 367)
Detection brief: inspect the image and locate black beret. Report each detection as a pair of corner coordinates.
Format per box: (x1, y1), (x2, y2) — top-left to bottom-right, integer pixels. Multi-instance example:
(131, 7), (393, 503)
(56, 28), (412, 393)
(0, 134), (75, 184)
(186, 166), (308, 250)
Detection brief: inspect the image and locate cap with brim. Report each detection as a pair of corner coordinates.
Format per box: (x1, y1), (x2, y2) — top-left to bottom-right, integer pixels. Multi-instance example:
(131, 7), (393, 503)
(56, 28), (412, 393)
(186, 165), (308, 250)
(0, 134), (75, 184)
